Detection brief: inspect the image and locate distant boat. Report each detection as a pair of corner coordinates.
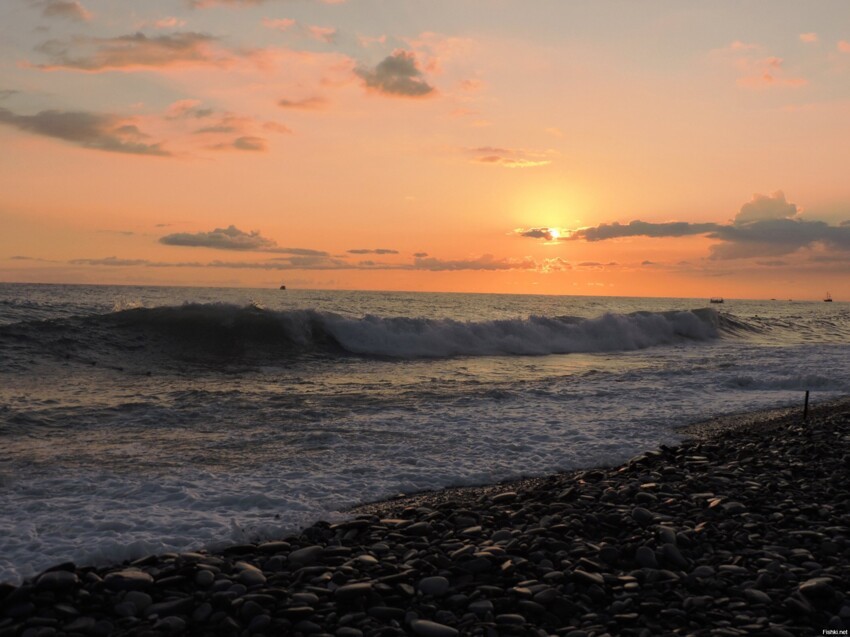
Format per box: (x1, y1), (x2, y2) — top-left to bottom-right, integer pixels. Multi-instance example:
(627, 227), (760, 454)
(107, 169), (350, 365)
(824, 292), (832, 302)
(279, 284), (286, 290)
(710, 297), (724, 304)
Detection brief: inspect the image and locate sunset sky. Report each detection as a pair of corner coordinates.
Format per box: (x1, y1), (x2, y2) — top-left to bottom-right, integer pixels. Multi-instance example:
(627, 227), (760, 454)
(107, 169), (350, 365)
(1, 0), (849, 299)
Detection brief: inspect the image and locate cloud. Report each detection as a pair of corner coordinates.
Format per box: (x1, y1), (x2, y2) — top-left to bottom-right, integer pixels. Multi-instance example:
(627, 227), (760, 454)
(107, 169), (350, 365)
(733, 191), (797, 224)
(160, 225), (276, 250)
(268, 247), (329, 256)
(34, 32), (237, 72)
(546, 191), (850, 261)
(39, 0), (92, 22)
(166, 99), (214, 119)
(516, 227), (557, 240)
(347, 248), (399, 255)
(799, 33), (818, 44)
(0, 107), (169, 155)
(355, 51), (435, 97)
(468, 146), (554, 168)
(413, 252), (428, 258)
(262, 18), (296, 31)
(714, 42), (807, 88)
(210, 135), (267, 151)
(839, 41), (850, 54)
(308, 26), (337, 44)
(154, 17), (188, 29)
(411, 254), (536, 271)
(278, 96), (327, 110)
(190, 0), (346, 7)
(0, 90), (18, 101)
(564, 220), (720, 242)
(69, 256), (150, 266)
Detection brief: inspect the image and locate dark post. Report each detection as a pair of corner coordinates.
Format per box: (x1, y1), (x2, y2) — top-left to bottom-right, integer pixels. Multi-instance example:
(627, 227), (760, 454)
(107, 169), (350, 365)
(803, 390), (810, 421)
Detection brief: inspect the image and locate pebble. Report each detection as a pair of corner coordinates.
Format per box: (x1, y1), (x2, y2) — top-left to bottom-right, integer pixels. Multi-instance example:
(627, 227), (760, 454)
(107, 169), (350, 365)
(3, 403), (850, 637)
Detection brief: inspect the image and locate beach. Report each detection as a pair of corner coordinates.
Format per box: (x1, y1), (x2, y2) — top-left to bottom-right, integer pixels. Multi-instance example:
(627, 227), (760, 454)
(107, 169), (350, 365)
(2, 399), (848, 636)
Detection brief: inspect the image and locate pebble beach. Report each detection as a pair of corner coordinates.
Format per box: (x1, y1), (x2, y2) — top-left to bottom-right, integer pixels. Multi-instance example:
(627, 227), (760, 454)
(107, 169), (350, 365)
(2, 399), (848, 637)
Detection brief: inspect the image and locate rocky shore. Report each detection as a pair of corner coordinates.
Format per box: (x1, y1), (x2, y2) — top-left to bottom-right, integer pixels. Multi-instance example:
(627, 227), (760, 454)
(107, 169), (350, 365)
(2, 400), (849, 637)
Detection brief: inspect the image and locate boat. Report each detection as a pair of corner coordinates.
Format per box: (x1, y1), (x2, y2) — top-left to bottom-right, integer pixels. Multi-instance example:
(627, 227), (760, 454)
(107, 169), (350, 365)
(279, 284), (286, 290)
(824, 292), (832, 302)
(710, 297), (724, 304)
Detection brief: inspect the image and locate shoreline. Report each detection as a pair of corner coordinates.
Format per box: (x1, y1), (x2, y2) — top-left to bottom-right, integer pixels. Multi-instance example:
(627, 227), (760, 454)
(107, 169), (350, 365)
(2, 398), (849, 636)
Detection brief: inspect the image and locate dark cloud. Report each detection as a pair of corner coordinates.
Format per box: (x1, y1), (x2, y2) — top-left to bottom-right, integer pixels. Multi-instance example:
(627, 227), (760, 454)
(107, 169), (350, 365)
(278, 96), (328, 110)
(160, 225), (276, 250)
(533, 191), (850, 261)
(268, 247), (329, 257)
(0, 107), (169, 156)
(347, 248), (399, 255)
(413, 252), (428, 258)
(411, 255), (535, 271)
(210, 135), (267, 151)
(34, 32), (227, 71)
(40, 0), (91, 21)
(0, 90), (18, 101)
(708, 218), (850, 259)
(355, 51), (434, 97)
(69, 257), (150, 266)
(566, 220), (721, 242)
(517, 227), (556, 240)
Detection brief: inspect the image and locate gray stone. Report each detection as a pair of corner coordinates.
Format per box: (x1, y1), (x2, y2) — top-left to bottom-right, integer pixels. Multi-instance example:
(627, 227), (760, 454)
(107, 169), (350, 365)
(635, 546), (658, 569)
(289, 545), (324, 566)
(410, 619), (459, 637)
(103, 570), (154, 591)
(35, 571), (79, 592)
(418, 576), (451, 597)
(335, 582), (372, 602)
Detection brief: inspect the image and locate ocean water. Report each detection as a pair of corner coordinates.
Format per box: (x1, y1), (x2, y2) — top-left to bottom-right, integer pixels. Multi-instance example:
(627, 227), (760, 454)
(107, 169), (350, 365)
(1, 283), (848, 584)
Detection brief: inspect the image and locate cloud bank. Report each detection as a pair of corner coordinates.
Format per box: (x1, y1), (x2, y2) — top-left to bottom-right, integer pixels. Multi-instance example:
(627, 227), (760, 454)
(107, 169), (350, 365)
(0, 107), (168, 155)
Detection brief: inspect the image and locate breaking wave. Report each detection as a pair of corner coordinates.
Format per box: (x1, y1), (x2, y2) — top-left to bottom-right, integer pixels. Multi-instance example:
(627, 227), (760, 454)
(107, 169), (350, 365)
(0, 303), (735, 365)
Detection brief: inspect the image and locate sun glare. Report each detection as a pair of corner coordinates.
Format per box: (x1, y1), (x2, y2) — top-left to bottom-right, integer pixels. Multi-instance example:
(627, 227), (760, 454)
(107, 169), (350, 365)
(548, 228), (561, 240)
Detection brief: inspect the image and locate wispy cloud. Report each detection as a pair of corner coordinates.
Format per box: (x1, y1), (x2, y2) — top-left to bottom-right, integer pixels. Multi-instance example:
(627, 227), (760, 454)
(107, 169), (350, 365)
(468, 146), (555, 168)
(347, 248), (399, 255)
(799, 33), (818, 44)
(355, 51), (435, 97)
(210, 135), (267, 151)
(278, 96), (327, 110)
(39, 0), (92, 22)
(713, 41), (807, 89)
(33, 32), (242, 72)
(0, 107), (169, 155)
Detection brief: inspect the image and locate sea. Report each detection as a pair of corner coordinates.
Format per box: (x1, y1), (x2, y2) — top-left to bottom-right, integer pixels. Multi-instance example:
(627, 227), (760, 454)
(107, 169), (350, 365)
(1, 283), (848, 585)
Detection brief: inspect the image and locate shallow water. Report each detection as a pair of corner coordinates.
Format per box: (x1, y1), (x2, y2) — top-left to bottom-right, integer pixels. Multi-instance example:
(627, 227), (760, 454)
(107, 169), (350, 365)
(1, 283), (848, 584)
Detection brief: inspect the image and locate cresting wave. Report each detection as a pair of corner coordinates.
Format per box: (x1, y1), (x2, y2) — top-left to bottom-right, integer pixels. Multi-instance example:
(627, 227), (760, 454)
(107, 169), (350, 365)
(0, 303), (731, 363)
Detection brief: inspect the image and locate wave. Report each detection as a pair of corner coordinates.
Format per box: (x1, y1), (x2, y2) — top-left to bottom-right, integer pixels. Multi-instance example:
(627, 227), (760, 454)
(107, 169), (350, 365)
(0, 303), (734, 365)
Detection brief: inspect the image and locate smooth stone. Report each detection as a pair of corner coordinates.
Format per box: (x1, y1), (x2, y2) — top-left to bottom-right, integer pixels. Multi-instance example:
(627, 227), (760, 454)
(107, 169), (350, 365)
(103, 570), (154, 591)
(573, 570), (604, 587)
(410, 619), (458, 637)
(125, 591), (153, 612)
(154, 616), (186, 633)
(248, 614), (271, 632)
(468, 600), (494, 615)
(192, 602), (213, 623)
(691, 565), (715, 578)
(418, 576), (451, 597)
(631, 507), (655, 526)
(146, 597), (193, 618)
(723, 502), (747, 514)
(493, 492), (517, 504)
(660, 543), (688, 568)
(35, 571), (79, 592)
(744, 589), (771, 604)
(194, 570), (215, 588)
(635, 546), (658, 569)
(335, 583), (372, 601)
(336, 629), (364, 637)
(496, 614), (526, 625)
(237, 569), (267, 587)
(114, 601), (137, 618)
(292, 592), (320, 605)
(405, 522), (431, 536)
(289, 546), (324, 566)
(799, 577), (834, 598)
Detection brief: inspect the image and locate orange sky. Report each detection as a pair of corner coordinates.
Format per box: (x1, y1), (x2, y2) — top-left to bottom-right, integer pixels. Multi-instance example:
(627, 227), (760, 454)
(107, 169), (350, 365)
(1, 1), (849, 299)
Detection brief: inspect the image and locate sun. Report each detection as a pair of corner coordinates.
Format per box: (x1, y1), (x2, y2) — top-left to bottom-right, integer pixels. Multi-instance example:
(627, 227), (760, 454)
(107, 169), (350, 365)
(548, 228), (561, 240)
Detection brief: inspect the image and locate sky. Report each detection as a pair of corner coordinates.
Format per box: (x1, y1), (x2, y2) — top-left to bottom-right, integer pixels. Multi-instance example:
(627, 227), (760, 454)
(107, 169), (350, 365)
(1, 0), (850, 299)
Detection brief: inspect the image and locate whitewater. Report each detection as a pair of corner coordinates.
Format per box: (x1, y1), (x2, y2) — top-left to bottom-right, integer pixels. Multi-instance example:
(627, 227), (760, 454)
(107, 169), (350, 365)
(1, 283), (848, 585)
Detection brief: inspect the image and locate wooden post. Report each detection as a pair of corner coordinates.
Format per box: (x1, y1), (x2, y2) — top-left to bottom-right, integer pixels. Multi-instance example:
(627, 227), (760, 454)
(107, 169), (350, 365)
(803, 390), (810, 421)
